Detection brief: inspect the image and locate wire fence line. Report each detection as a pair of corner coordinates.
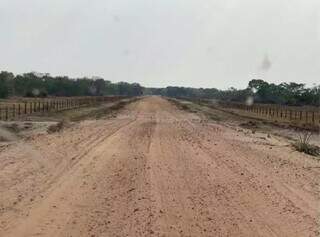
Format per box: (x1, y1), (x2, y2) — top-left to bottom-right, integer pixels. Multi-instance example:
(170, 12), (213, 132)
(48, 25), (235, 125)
(0, 96), (128, 121)
(217, 101), (320, 126)
(176, 97), (320, 127)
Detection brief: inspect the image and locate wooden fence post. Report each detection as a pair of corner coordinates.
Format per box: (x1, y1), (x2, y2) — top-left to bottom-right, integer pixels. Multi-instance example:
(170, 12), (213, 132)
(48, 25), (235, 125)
(13, 104), (16, 119)
(299, 111), (302, 121)
(5, 106), (8, 121)
(305, 111), (308, 123)
(312, 112), (315, 124)
(289, 110), (292, 120)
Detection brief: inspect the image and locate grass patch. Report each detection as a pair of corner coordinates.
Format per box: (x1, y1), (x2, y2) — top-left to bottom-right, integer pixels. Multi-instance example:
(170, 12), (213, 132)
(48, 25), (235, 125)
(46, 98), (140, 122)
(293, 132), (320, 157)
(74, 98), (139, 121)
(240, 121), (259, 129)
(207, 113), (222, 122)
(168, 98), (198, 113)
(47, 119), (69, 134)
(168, 98), (225, 122)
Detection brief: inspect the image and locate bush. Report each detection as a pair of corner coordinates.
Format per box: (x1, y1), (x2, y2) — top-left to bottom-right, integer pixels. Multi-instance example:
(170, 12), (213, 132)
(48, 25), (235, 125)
(47, 120), (68, 134)
(293, 132), (320, 157)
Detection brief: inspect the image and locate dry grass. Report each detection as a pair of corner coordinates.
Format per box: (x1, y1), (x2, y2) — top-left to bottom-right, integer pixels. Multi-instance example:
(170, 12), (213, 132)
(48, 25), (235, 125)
(47, 119), (69, 134)
(168, 98), (199, 114)
(69, 97), (140, 121)
(46, 99), (136, 133)
(293, 132), (320, 157)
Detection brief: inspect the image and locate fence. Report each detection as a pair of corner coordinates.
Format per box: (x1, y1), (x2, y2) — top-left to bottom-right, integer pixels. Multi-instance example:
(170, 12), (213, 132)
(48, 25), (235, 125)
(175, 97), (320, 128)
(217, 101), (320, 127)
(0, 96), (127, 121)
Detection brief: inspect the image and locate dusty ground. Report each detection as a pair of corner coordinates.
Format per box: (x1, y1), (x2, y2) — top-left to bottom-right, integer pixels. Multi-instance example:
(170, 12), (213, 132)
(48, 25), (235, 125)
(0, 96), (319, 237)
(171, 98), (320, 147)
(0, 98), (136, 144)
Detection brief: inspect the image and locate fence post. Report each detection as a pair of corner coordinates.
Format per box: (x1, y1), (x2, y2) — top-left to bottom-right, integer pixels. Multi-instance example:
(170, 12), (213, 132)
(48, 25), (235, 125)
(284, 109), (286, 119)
(13, 104), (16, 119)
(289, 110), (292, 120)
(5, 106), (8, 120)
(312, 112), (315, 124)
(305, 111), (308, 123)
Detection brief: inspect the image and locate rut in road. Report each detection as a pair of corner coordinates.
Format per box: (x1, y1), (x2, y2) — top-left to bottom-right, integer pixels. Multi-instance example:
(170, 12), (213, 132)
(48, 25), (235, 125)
(0, 97), (319, 237)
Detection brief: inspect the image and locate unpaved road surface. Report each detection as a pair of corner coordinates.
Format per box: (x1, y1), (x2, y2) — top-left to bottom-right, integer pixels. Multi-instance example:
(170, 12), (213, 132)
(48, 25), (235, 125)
(0, 97), (319, 237)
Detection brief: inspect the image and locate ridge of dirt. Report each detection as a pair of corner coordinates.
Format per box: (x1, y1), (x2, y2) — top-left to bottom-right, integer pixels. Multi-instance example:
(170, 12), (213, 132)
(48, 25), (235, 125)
(168, 97), (320, 149)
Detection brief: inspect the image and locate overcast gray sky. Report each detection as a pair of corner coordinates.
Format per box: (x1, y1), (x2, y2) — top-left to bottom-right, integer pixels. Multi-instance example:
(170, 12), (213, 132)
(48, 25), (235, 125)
(0, 0), (319, 89)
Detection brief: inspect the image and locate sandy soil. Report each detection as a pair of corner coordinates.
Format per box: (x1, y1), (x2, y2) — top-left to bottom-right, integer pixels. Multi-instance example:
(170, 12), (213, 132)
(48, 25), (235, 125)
(0, 96), (319, 237)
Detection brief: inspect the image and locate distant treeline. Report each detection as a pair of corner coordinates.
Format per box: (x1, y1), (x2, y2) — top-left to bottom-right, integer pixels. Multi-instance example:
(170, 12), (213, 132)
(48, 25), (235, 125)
(0, 71), (143, 98)
(145, 79), (320, 107)
(1, 71), (319, 106)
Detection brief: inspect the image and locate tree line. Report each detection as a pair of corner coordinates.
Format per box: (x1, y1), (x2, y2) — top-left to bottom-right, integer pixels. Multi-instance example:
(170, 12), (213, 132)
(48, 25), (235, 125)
(1, 71), (318, 106)
(0, 71), (143, 98)
(145, 79), (320, 107)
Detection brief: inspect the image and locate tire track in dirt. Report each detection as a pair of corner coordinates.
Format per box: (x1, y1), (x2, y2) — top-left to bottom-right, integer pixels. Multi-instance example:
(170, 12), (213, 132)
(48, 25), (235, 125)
(0, 117), (136, 233)
(171, 122), (317, 236)
(0, 96), (318, 237)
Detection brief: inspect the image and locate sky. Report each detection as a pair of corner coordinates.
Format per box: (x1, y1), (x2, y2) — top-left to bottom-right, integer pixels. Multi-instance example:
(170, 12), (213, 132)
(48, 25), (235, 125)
(0, 0), (319, 89)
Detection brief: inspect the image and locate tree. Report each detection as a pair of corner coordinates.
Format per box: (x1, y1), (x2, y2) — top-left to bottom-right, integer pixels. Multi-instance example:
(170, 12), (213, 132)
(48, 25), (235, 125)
(0, 71), (14, 98)
(93, 78), (106, 96)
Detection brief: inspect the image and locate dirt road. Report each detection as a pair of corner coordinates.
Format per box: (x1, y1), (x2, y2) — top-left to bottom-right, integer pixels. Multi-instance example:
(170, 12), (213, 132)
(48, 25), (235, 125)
(0, 97), (319, 237)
